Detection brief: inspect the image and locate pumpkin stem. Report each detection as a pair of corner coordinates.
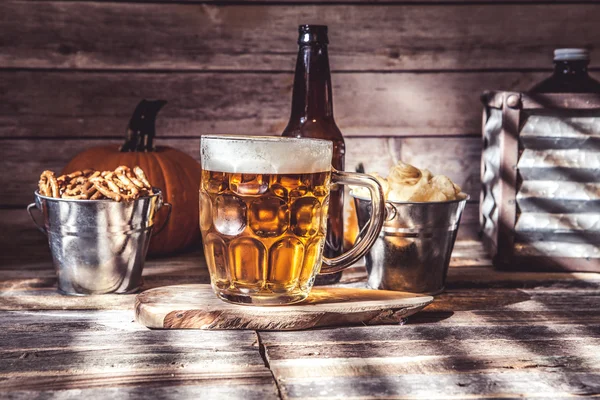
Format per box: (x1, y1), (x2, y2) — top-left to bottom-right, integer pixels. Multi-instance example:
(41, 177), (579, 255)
(121, 99), (167, 152)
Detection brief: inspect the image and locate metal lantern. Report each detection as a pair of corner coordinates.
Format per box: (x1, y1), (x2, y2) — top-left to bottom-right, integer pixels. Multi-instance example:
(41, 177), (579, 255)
(481, 91), (600, 271)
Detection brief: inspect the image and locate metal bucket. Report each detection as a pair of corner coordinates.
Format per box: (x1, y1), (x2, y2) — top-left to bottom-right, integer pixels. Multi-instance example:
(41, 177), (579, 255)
(27, 189), (171, 295)
(352, 192), (468, 295)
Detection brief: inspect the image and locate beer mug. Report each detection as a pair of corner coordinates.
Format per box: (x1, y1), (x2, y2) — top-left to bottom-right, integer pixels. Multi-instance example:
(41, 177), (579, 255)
(200, 135), (385, 305)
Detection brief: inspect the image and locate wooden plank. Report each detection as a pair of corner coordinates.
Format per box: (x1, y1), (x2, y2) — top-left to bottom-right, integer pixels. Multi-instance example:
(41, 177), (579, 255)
(262, 351), (600, 379)
(259, 321), (600, 398)
(1, 2), (599, 71)
(427, 289), (600, 312)
(264, 356), (600, 392)
(4, 376), (279, 400)
(0, 70), (547, 139)
(271, 372), (600, 399)
(412, 310), (600, 326)
(446, 267), (600, 290)
(0, 136), (483, 206)
(0, 311), (279, 398)
(259, 323), (600, 347)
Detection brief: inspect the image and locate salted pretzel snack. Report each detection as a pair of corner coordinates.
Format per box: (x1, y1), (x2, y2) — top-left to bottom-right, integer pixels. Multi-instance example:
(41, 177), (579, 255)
(38, 166), (152, 202)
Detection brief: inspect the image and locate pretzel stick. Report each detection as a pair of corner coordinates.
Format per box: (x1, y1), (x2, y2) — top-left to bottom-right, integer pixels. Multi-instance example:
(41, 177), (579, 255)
(65, 171), (83, 179)
(133, 166), (152, 189)
(65, 186), (82, 196)
(38, 176), (50, 196)
(39, 171), (59, 198)
(90, 177), (122, 201)
(110, 176), (128, 191)
(127, 173), (145, 189)
(116, 166), (145, 190)
(115, 171), (140, 197)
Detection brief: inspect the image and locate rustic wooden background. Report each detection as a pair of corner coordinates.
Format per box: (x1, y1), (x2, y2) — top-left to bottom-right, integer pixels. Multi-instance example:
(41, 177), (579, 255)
(2, 0), (600, 243)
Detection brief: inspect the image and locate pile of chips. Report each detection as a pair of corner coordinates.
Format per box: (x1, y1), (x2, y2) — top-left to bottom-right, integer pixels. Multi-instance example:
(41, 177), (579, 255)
(354, 161), (467, 202)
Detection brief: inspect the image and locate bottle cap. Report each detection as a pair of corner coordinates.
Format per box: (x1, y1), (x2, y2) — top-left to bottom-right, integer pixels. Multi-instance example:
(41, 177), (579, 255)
(554, 48), (590, 61)
(298, 25), (329, 45)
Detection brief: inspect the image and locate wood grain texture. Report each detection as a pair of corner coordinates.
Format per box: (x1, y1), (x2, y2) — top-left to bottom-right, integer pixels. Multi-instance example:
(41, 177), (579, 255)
(269, 372), (600, 399)
(0, 311), (279, 398)
(135, 284), (433, 330)
(2, 2), (599, 71)
(259, 288), (600, 399)
(0, 70), (548, 139)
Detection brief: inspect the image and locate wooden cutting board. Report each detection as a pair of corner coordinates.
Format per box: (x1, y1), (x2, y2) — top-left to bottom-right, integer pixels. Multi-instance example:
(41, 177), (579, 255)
(135, 284), (434, 331)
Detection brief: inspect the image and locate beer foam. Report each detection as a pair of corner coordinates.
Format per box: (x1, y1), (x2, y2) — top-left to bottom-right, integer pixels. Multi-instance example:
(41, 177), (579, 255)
(201, 135), (333, 174)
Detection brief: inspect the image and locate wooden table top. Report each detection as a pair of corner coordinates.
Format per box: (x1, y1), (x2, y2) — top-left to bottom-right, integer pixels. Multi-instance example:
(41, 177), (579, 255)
(2, 210), (600, 399)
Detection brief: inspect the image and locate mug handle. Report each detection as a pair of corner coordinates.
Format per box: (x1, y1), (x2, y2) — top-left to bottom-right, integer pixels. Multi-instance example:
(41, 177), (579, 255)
(321, 170), (385, 274)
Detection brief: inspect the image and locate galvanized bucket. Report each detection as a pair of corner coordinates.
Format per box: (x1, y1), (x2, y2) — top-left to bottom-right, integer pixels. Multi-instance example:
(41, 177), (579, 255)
(27, 189), (171, 295)
(352, 192), (468, 295)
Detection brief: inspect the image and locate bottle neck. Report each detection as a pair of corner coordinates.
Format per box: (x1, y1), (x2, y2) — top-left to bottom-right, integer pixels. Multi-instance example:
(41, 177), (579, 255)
(553, 60), (590, 77)
(289, 44), (334, 122)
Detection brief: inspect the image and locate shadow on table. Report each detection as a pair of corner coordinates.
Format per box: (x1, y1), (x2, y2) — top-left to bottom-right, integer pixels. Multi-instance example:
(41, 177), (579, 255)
(408, 288), (531, 324)
(141, 249), (210, 289)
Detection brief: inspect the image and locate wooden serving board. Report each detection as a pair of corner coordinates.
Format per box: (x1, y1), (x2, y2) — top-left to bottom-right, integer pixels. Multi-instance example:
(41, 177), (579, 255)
(135, 284), (434, 331)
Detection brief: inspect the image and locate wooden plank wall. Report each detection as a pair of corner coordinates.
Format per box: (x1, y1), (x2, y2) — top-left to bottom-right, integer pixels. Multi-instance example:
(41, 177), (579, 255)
(1, 0), (600, 241)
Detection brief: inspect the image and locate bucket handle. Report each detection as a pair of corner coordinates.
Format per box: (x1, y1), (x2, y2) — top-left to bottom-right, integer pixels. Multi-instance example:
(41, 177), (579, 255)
(27, 203), (47, 235)
(153, 202), (172, 235)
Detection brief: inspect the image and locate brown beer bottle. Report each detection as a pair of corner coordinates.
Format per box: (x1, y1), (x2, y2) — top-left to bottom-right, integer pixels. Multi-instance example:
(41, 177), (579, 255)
(282, 25), (345, 285)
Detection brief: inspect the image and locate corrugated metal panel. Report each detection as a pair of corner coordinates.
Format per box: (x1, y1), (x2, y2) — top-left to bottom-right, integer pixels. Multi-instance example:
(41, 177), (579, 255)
(518, 149), (600, 181)
(515, 212), (600, 243)
(514, 241), (600, 258)
(520, 115), (600, 149)
(516, 181), (600, 213)
(515, 112), (600, 261)
(481, 108), (503, 246)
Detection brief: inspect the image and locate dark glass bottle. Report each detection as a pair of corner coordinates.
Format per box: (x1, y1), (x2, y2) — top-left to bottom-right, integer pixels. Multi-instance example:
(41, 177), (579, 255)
(530, 48), (600, 93)
(282, 25), (345, 285)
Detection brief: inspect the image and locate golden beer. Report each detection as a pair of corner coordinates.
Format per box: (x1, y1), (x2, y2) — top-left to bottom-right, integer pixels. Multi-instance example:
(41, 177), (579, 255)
(200, 135), (386, 305)
(200, 170), (330, 303)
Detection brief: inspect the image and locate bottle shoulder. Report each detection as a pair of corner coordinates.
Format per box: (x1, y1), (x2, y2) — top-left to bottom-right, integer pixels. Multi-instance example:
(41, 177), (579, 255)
(529, 73), (600, 93)
(282, 119), (345, 145)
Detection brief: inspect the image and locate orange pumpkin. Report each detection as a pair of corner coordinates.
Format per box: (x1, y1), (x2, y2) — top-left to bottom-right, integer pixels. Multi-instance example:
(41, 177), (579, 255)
(63, 100), (201, 255)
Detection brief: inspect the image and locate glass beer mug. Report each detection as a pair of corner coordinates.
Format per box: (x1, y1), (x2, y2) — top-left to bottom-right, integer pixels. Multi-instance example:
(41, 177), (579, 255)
(200, 135), (385, 305)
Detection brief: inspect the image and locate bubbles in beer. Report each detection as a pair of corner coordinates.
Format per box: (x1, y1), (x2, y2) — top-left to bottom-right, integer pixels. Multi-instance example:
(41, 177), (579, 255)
(291, 196), (322, 237)
(230, 173), (269, 196)
(204, 233), (229, 290)
(249, 196), (289, 237)
(199, 192), (213, 231)
(214, 194), (247, 236)
(229, 237), (266, 289)
(204, 171), (229, 194)
(268, 237), (305, 292)
(300, 237), (326, 291)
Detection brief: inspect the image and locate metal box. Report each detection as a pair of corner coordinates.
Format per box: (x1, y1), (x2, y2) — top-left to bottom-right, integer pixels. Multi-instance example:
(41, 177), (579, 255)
(481, 91), (600, 271)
